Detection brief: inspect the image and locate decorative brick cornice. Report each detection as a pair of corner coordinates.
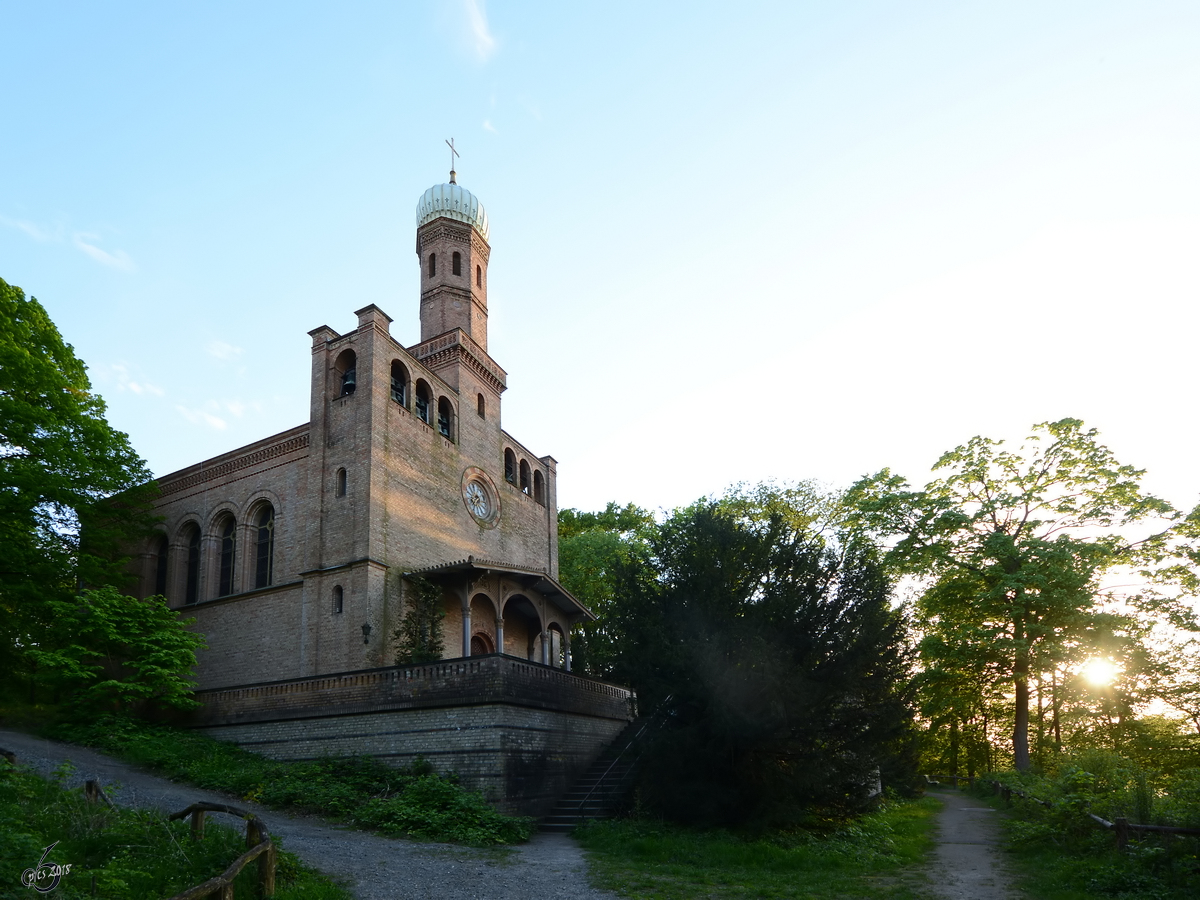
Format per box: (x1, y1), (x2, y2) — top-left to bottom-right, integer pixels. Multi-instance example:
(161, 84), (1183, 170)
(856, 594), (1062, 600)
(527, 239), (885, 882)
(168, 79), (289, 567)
(410, 329), (507, 394)
(157, 432), (310, 496)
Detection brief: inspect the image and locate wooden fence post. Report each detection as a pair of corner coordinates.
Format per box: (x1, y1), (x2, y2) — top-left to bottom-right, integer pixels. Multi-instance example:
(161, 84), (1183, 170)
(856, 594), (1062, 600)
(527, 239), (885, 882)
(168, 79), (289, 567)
(84, 779), (100, 804)
(259, 842), (276, 896)
(1114, 817), (1129, 850)
(190, 809), (205, 841)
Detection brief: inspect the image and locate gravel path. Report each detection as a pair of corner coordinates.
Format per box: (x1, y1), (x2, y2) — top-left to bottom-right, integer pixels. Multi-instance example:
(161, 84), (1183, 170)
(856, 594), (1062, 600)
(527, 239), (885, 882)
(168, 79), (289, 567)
(0, 729), (620, 900)
(928, 786), (1024, 900)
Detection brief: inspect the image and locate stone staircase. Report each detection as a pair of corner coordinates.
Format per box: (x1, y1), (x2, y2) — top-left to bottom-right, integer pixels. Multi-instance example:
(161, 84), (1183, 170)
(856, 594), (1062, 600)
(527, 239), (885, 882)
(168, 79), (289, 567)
(539, 716), (651, 833)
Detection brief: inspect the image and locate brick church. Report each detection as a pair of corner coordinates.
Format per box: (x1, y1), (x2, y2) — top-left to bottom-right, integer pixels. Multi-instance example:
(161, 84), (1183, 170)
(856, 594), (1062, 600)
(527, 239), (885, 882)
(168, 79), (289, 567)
(133, 169), (634, 814)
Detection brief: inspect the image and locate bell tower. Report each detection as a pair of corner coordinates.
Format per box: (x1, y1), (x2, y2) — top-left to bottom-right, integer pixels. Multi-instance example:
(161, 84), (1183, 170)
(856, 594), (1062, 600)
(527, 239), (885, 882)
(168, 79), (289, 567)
(415, 169), (491, 351)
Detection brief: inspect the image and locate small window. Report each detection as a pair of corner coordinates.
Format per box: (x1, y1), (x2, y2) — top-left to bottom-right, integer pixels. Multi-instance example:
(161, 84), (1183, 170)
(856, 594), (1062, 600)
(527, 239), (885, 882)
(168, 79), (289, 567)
(415, 381), (432, 425)
(336, 467), (347, 497)
(153, 534), (168, 597)
(452, 251), (461, 276)
(476, 264), (482, 287)
(217, 515), (237, 597)
(504, 449), (516, 484)
(437, 397), (454, 440)
(254, 504), (275, 589)
(519, 459), (531, 495)
(333, 585), (343, 614)
(477, 393), (485, 418)
(471, 633), (494, 655)
(533, 470), (545, 506)
(184, 525), (201, 605)
(428, 253), (436, 277)
(390, 360), (408, 407)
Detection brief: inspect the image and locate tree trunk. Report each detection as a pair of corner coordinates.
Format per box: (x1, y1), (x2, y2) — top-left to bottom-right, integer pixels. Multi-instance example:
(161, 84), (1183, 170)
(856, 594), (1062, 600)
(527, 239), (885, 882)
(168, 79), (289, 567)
(1051, 667), (1061, 752)
(1013, 652), (1031, 771)
(950, 714), (960, 778)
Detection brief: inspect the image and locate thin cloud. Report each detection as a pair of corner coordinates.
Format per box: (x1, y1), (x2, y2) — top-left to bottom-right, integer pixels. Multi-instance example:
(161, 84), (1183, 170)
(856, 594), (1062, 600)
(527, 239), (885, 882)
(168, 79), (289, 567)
(176, 405), (227, 430)
(110, 363), (165, 397)
(207, 340), (244, 361)
(74, 233), (135, 272)
(0, 214), (58, 242)
(483, 119), (498, 134)
(464, 0), (497, 62)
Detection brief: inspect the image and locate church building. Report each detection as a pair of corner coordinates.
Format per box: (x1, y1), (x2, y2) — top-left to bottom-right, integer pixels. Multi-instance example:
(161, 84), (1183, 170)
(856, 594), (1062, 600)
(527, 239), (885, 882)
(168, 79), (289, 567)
(134, 170), (634, 815)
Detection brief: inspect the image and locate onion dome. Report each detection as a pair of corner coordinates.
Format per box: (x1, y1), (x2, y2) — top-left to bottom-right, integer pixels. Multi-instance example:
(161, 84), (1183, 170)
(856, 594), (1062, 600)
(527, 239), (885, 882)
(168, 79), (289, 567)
(416, 181), (490, 242)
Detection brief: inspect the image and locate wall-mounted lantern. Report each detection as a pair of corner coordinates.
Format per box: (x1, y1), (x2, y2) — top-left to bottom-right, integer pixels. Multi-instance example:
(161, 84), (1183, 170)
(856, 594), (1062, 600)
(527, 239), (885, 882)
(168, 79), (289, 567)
(362, 622), (372, 644)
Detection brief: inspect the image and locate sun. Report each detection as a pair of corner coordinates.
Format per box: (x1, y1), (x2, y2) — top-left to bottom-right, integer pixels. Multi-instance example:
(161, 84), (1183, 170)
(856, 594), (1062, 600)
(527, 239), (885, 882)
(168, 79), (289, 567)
(1080, 658), (1120, 687)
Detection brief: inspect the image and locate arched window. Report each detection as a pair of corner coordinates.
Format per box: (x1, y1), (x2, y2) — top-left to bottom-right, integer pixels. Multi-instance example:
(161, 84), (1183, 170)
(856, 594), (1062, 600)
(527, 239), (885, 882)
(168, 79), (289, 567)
(390, 360), (408, 407)
(428, 253), (436, 277)
(333, 585), (344, 614)
(217, 515), (237, 597)
(336, 467), (347, 497)
(519, 459), (531, 495)
(437, 397), (454, 440)
(476, 264), (482, 287)
(452, 251), (462, 276)
(335, 348), (356, 397)
(477, 393), (485, 418)
(415, 380), (432, 425)
(254, 504), (275, 589)
(184, 524), (201, 605)
(152, 533), (168, 597)
(470, 633), (494, 655)
(533, 470), (545, 505)
(504, 449), (516, 484)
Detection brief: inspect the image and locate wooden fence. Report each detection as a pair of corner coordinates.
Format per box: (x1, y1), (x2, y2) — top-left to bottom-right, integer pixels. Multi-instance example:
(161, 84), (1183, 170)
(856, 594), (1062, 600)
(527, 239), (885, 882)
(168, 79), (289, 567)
(925, 772), (1200, 851)
(1, 749), (275, 899)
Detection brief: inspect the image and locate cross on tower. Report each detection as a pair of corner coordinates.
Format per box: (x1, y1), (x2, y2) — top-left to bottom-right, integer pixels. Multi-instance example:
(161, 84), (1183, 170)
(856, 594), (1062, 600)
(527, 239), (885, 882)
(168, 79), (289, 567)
(446, 138), (459, 184)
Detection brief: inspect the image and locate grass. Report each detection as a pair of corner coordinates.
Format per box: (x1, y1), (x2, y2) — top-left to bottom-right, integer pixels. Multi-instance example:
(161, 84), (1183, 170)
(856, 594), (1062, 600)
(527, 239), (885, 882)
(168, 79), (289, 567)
(0, 759), (350, 900)
(969, 777), (1200, 900)
(574, 796), (941, 899)
(46, 713), (535, 846)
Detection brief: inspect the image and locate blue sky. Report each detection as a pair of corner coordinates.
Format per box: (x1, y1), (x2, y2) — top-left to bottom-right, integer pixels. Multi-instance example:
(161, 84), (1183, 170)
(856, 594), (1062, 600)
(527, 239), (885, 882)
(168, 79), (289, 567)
(3, 1), (1199, 515)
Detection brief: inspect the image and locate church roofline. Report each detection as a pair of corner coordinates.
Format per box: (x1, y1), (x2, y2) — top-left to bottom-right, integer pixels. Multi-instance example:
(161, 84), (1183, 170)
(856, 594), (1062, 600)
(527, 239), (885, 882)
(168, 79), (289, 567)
(406, 556), (595, 621)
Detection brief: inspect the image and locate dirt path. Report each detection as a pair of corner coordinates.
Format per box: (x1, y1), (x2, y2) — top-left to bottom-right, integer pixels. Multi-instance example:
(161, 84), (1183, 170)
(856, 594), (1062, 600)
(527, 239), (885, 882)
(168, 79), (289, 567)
(927, 786), (1024, 900)
(0, 729), (619, 900)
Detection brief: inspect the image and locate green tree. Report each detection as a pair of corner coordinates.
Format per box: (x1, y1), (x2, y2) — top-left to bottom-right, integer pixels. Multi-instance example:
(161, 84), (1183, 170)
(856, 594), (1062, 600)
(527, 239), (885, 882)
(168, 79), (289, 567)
(0, 277), (157, 700)
(557, 502), (654, 677)
(25, 586), (206, 712)
(608, 500), (915, 825)
(848, 418), (1188, 771)
(392, 577), (446, 664)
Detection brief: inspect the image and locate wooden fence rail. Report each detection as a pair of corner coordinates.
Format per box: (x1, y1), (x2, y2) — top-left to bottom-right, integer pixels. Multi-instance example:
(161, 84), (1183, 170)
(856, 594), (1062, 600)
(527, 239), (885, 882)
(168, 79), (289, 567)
(4, 750), (276, 898)
(925, 771), (1200, 851)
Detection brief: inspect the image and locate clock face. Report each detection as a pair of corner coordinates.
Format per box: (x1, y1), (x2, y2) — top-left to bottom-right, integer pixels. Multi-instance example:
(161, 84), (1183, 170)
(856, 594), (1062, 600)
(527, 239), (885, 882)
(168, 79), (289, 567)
(465, 481), (490, 518)
(460, 468), (500, 527)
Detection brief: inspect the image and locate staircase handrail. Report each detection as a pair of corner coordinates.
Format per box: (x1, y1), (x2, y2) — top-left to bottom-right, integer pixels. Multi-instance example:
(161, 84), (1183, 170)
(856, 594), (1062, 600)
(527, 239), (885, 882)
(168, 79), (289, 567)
(578, 693), (674, 814)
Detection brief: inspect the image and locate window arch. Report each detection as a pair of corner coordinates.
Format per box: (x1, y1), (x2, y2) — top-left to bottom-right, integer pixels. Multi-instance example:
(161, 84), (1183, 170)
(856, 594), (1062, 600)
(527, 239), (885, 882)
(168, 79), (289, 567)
(333, 585), (344, 614)
(470, 633), (494, 656)
(428, 253), (436, 277)
(183, 524), (201, 605)
(519, 459), (531, 495)
(437, 397), (454, 440)
(152, 533), (169, 597)
(390, 360), (408, 407)
(335, 348), (356, 397)
(452, 251), (462, 276)
(533, 470), (545, 505)
(414, 380), (432, 425)
(504, 448), (516, 484)
(217, 514), (237, 597)
(477, 393), (485, 418)
(254, 504), (275, 589)
(336, 467), (347, 497)
(476, 264), (482, 287)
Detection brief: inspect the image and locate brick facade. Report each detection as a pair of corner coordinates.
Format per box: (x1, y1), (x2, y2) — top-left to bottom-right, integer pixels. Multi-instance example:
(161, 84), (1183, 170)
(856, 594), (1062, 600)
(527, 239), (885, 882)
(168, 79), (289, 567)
(132, 178), (630, 810)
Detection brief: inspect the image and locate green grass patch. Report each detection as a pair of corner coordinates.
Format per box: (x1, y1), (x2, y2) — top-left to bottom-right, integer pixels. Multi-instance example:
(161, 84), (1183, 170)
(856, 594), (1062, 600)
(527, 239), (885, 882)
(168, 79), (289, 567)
(47, 714), (535, 846)
(574, 796), (940, 899)
(0, 759), (349, 900)
(972, 771), (1200, 900)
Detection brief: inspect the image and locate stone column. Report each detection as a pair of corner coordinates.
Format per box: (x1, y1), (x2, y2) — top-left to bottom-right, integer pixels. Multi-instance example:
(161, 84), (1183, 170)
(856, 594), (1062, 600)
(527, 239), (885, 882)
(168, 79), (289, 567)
(495, 614), (504, 656)
(563, 631), (571, 672)
(541, 631), (549, 665)
(462, 597), (472, 658)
